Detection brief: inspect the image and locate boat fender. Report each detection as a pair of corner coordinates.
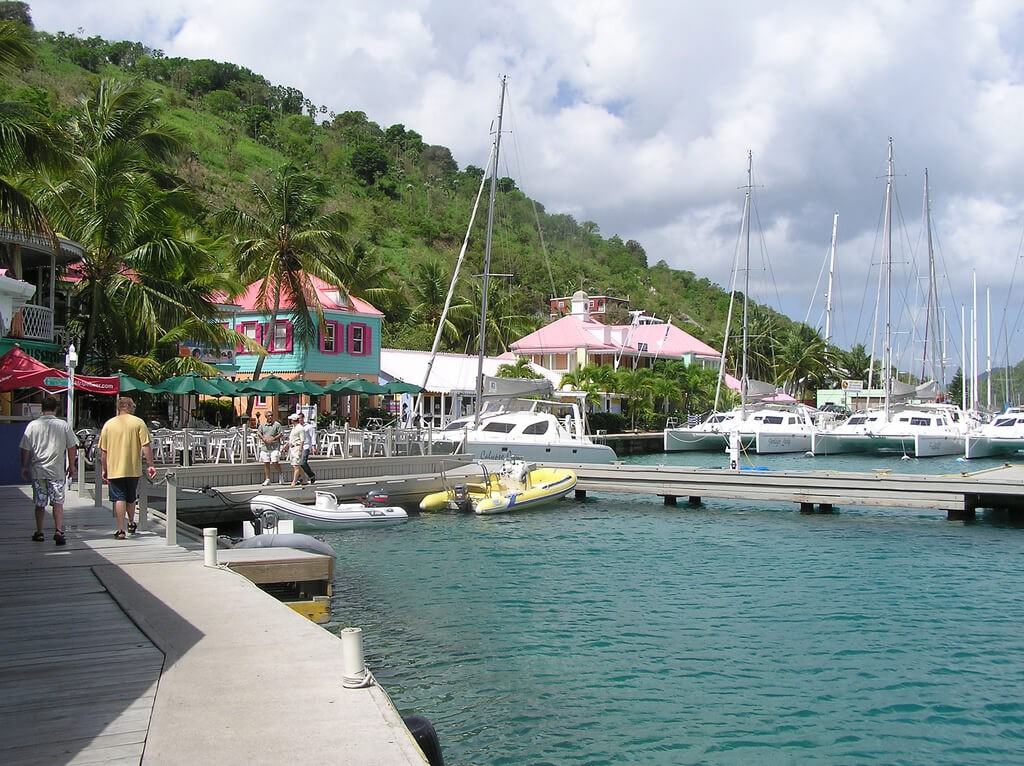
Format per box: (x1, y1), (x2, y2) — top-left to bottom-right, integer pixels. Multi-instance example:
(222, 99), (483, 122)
(402, 715), (444, 766)
(235, 533), (335, 558)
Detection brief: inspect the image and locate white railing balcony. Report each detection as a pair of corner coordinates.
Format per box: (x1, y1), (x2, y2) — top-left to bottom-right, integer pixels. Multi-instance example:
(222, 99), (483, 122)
(14, 304), (54, 342)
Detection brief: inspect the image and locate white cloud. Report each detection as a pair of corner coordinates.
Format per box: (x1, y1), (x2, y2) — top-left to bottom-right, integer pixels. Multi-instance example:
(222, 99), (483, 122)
(26, 0), (1024, 364)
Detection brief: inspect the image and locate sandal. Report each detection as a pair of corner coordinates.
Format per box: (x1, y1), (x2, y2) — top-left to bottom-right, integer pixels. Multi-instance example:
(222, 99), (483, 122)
(114, 530), (126, 540)
(127, 521), (138, 535)
(54, 530), (66, 546)
(31, 531), (44, 542)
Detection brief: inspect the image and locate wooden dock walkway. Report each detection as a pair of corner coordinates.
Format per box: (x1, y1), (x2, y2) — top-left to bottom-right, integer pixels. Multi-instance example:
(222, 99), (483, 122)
(559, 461), (1024, 520)
(0, 485), (429, 765)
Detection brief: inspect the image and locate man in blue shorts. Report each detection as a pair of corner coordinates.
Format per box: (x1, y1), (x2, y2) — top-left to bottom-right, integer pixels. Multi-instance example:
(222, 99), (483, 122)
(99, 397), (157, 539)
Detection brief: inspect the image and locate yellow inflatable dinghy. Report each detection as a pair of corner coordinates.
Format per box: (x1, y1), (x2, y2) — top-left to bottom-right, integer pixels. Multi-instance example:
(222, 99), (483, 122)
(419, 460), (577, 515)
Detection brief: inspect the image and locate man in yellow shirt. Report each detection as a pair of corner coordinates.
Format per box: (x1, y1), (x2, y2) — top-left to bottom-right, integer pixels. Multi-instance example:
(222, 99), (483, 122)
(99, 397), (157, 539)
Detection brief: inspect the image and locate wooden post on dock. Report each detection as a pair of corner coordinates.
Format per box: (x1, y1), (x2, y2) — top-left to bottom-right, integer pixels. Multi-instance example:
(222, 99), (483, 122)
(688, 496), (701, 506)
(818, 503), (834, 514)
(799, 502), (814, 514)
(385, 426), (394, 458)
(427, 423), (433, 455)
(948, 496), (978, 522)
(240, 424), (248, 465)
(574, 489), (587, 501)
(94, 461), (103, 507)
(138, 478), (148, 530)
(182, 428), (191, 467)
(663, 495), (678, 506)
(343, 424), (350, 459)
(77, 449), (86, 496)
(165, 473), (177, 546)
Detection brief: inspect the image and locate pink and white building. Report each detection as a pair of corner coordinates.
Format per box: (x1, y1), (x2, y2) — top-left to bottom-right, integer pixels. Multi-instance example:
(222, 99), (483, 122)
(511, 291), (721, 376)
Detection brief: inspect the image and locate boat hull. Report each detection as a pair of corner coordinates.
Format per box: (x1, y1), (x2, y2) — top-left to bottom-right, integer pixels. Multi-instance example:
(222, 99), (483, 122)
(664, 430), (748, 452)
(965, 436), (1024, 459)
(754, 431), (813, 454)
(251, 495), (408, 527)
(812, 432), (963, 457)
(452, 440), (616, 464)
(419, 467), (577, 514)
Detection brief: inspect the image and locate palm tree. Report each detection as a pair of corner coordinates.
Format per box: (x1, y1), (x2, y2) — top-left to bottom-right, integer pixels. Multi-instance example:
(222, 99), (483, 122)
(407, 258), (472, 349)
(216, 165), (352, 395)
(496, 356), (542, 379)
(0, 21), (65, 235)
(464, 278), (537, 355)
(775, 324), (833, 399)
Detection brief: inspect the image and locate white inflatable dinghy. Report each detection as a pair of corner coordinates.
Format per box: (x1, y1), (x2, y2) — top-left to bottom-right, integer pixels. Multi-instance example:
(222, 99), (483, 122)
(251, 490), (408, 528)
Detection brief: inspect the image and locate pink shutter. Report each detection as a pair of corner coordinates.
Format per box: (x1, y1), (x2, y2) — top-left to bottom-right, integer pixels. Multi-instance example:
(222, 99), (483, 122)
(361, 325), (372, 356)
(318, 321), (328, 352)
(235, 322), (245, 354)
(283, 321), (294, 353)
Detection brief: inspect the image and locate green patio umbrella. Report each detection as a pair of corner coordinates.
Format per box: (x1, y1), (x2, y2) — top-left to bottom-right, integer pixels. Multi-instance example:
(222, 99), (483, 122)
(156, 373), (233, 397)
(289, 379), (328, 396)
(326, 378), (388, 395)
(383, 380), (423, 394)
(118, 373), (160, 394)
(235, 375), (302, 395)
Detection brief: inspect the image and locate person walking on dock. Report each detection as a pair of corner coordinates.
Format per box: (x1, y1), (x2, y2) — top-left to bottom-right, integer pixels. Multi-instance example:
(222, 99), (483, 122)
(20, 396), (78, 546)
(287, 412), (308, 486)
(99, 397), (157, 540)
(302, 412), (317, 485)
(259, 410), (284, 485)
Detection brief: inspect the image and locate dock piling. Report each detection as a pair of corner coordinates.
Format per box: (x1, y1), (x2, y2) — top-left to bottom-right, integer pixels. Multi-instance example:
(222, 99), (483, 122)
(663, 495), (678, 506)
(688, 496), (702, 506)
(799, 502), (815, 514)
(574, 489), (587, 501)
(165, 473), (177, 546)
(93, 462), (102, 507)
(76, 449), (86, 496)
(818, 503), (834, 514)
(138, 479), (148, 530)
(341, 627), (370, 687)
(203, 527), (218, 567)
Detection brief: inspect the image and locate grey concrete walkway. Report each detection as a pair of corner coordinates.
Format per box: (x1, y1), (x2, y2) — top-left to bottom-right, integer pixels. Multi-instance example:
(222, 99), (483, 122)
(0, 485), (428, 765)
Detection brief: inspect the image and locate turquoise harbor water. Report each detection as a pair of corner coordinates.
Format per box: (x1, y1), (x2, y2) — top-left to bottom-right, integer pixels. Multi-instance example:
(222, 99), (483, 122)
(324, 453), (1024, 765)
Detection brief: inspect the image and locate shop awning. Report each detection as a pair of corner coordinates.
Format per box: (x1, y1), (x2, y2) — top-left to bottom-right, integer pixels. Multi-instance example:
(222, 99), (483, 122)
(0, 347), (120, 395)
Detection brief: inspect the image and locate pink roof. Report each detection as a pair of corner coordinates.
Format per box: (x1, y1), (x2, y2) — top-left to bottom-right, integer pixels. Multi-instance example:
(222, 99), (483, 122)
(511, 314), (720, 359)
(228, 276), (383, 317)
(511, 314), (619, 354)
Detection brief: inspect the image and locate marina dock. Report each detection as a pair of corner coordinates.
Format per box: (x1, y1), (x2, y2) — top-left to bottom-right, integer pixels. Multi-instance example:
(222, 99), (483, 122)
(561, 461), (1024, 520)
(0, 485), (430, 765)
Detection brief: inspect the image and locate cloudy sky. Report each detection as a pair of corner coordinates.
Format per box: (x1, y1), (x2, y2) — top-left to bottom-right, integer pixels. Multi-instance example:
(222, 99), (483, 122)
(29, 0), (1024, 376)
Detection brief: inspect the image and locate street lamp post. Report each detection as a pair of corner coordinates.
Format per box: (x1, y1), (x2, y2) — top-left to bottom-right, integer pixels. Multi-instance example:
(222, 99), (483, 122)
(66, 343), (78, 430)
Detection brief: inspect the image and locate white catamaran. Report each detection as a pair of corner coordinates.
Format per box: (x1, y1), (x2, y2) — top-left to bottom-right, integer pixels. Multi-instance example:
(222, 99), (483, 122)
(812, 147), (968, 457)
(664, 152), (816, 455)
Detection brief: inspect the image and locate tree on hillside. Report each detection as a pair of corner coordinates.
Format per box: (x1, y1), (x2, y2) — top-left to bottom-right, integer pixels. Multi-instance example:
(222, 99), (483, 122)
(407, 258), (472, 349)
(34, 79), (224, 370)
(216, 164), (351, 406)
(350, 143), (389, 185)
(0, 19), (65, 235)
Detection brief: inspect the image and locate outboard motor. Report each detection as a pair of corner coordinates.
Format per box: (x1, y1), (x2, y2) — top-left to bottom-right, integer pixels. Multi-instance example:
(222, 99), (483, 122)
(251, 508), (280, 535)
(448, 484), (474, 514)
(365, 489), (390, 506)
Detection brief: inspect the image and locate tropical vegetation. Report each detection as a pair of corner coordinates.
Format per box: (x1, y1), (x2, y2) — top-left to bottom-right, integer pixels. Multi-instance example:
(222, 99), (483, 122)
(0, 7), (937, 429)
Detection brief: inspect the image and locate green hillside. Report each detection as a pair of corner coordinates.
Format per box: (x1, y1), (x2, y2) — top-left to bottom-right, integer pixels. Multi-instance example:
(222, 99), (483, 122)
(0, 20), (785, 350)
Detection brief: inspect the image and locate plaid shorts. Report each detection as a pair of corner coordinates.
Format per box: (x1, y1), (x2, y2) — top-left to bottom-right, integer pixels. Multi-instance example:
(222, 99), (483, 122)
(32, 479), (66, 507)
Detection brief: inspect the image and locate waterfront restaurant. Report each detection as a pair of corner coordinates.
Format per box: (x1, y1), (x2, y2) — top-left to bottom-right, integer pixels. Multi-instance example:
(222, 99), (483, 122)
(212, 277), (383, 425)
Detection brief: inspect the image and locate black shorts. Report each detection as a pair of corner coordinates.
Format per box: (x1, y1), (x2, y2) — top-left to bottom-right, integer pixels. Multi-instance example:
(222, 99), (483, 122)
(108, 477), (140, 504)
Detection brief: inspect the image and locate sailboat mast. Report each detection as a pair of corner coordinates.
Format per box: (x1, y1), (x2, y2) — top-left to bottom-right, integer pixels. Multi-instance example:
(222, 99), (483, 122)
(921, 169), (939, 383)
(882, 138), (894, 420)
(825, 212), (838, 345)
(740, 150), (752, 415)
(474, 75), (507, 426)
(960, 304), (967, 411)
(986, 286), (992, 409)
(972, 270), (978, 411)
